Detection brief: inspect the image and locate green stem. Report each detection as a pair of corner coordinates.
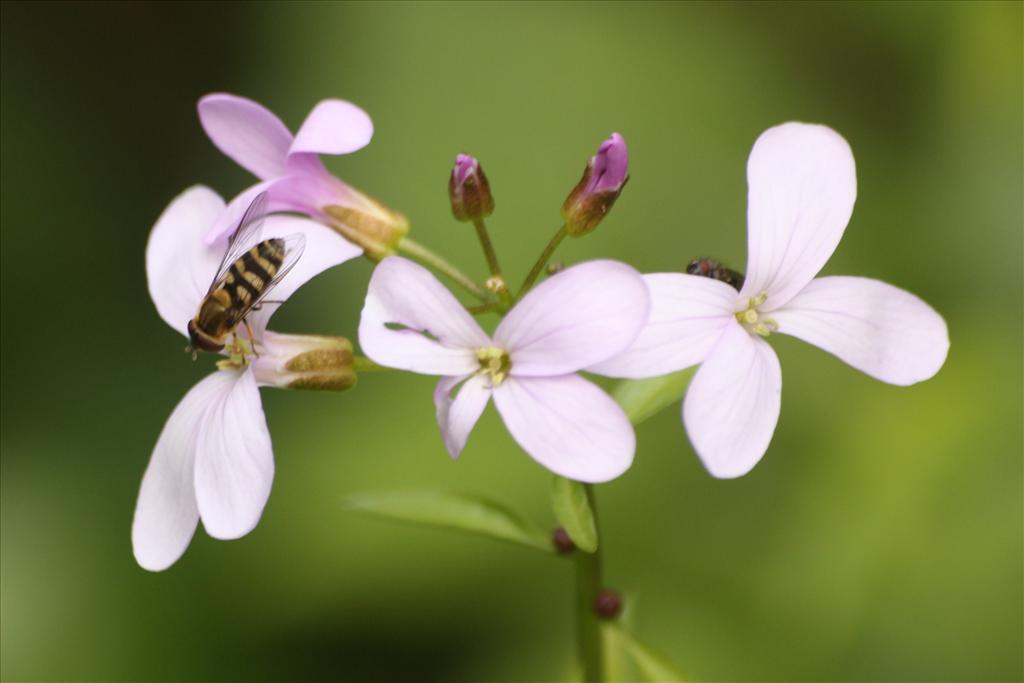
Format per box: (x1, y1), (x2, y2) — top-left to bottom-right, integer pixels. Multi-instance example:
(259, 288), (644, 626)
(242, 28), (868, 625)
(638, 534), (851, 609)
(352, 356), (391, 372)
(516, 224), (568, 299)
(472, 218), (503, 279)
(396, 237), (491, 303)
(472, 218), (513, 310)
(576, 483), (605, 682)
(466, 302), (499, 316)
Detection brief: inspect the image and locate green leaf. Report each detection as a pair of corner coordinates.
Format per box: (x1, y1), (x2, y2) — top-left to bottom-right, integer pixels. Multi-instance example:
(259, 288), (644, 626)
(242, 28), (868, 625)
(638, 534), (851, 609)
(344, 490), (552, 553)
(605, 623), (691, 682)
(549, 476), (598, 552)
(612, 368), (694, 426)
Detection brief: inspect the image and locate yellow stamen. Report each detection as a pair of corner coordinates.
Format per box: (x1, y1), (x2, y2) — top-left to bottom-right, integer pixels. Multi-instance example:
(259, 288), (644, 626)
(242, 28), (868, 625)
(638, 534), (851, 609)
(736, 292), (775, 337)
(475, 346), (511, 386)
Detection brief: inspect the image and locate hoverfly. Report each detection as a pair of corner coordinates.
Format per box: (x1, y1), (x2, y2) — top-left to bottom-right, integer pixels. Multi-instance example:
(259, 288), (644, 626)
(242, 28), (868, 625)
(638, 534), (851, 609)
(187, 192), (305, 358)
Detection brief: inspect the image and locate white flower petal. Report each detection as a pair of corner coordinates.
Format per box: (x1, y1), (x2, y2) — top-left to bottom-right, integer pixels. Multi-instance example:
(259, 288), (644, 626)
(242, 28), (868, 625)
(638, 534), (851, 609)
(495, 260), (650, 376)
(359, 257), (489, 376)
(193, 369), (274, 540)
(197, 93), (292, 180)
(132, 371), (236, 571)
(740, 122), (857, 310)
(433, 374), (491, 459)
(772, 276), (949, 385)
(146, 186), (227, 337)
(683, 321), (782, 479)
(492, 375), (635, 483)
(588, 273), (736, 378)
(245, 215), (362, 333)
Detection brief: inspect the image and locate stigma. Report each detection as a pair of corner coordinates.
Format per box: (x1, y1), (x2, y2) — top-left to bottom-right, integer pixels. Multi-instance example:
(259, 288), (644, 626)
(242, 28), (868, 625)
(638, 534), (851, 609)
(735, 292), (777, 338)
(475, 346), (511, 386)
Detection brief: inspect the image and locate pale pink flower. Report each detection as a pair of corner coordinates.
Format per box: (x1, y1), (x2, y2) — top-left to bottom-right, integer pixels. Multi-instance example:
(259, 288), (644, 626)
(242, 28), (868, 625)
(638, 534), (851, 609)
(591, 122), (949, 478)
(198, 93), (406, 257)
(359, 257), (651, 482)
(135, 186), (361, 571)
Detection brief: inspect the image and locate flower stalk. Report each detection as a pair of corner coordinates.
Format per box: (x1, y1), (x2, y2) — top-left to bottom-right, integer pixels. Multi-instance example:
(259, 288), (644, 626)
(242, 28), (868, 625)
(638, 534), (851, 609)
(472, 219), (501, 276)
(575, 483), (605, 682)
(395, 236), (492, 303)
(472, 218), (512, 309)
(516, 224), (568, 299)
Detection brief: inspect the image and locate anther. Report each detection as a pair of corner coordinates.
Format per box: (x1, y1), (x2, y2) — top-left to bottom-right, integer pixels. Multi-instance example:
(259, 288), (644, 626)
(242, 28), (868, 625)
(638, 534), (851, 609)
(475, 347), (511, 386)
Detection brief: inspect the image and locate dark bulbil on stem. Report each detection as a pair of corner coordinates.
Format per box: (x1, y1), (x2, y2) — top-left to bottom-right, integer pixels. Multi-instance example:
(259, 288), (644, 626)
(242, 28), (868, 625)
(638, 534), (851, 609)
(553, 527), (576, 554)
(449, 154), (495, 222)
(593, 588), (622, 619)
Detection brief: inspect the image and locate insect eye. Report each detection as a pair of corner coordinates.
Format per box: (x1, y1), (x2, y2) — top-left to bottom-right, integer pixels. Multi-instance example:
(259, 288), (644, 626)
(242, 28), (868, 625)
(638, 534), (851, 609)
(187, 320), (201, 348)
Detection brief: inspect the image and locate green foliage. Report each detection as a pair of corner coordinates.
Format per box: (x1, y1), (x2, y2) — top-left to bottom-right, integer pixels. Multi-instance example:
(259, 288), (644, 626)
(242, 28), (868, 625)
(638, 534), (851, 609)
(550, 476), (598, 552)
(613, 369), (694, 426)
(344, 490), (553, 553)
(605, 623), (690, 683)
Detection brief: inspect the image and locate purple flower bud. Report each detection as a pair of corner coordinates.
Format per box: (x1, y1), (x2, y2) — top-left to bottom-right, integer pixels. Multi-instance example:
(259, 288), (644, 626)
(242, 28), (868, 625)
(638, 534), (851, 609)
(449, 153), (495, 222)
(561, 133), (629, 236)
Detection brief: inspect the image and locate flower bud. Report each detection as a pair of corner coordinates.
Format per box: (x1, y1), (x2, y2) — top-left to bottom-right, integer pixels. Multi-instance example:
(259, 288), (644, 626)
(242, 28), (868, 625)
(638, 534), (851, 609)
(449, 154), (495, 222)
(561, 133), (629, 237)
(323, 193), (409, 261)
(251, 332), (356, 391)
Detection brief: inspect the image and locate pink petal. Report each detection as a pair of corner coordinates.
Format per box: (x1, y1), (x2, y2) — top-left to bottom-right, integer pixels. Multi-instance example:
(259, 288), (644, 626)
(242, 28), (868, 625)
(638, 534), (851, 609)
(495, 260), (650, 376)
(132, 371), (235, 571)
(245, 214), (362, 334)
(433, 374), (491, 459)
(740, 122), (857, 311)
(288, 99), (373, 160)
(197, 93), (292, 180)
(683, 321), (782, 479)
(270, 167), (357, 212)
(146, 186), (227, 337)
(193, 369), (274, 540)
(492, 375), (635, 483)
(772, 276), (949, 385)
(588, 273), (736, 378)
(359, 257), (490, 375)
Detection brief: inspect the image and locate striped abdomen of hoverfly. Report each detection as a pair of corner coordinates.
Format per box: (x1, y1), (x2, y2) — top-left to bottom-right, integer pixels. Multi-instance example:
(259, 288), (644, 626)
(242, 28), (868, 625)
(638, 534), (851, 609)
(188, 238), (286, 353)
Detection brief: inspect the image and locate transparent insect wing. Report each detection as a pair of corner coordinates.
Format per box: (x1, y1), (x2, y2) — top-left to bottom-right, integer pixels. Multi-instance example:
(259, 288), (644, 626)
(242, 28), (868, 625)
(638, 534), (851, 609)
(208, 191), (270, 294)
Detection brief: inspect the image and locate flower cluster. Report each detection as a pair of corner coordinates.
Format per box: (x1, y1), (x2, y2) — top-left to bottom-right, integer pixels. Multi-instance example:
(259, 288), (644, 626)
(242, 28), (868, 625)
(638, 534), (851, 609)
(135, 94), (948, 571)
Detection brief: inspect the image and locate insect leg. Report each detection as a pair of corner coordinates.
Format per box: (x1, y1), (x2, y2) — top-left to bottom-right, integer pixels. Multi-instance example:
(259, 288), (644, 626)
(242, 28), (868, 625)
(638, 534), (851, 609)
(242, 318), (261, 358)
(251, 299), (285, 312)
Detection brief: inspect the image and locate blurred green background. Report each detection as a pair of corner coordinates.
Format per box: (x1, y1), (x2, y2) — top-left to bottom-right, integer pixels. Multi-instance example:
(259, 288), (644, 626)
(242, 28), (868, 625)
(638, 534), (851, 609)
(2, 1), (1021, 681)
